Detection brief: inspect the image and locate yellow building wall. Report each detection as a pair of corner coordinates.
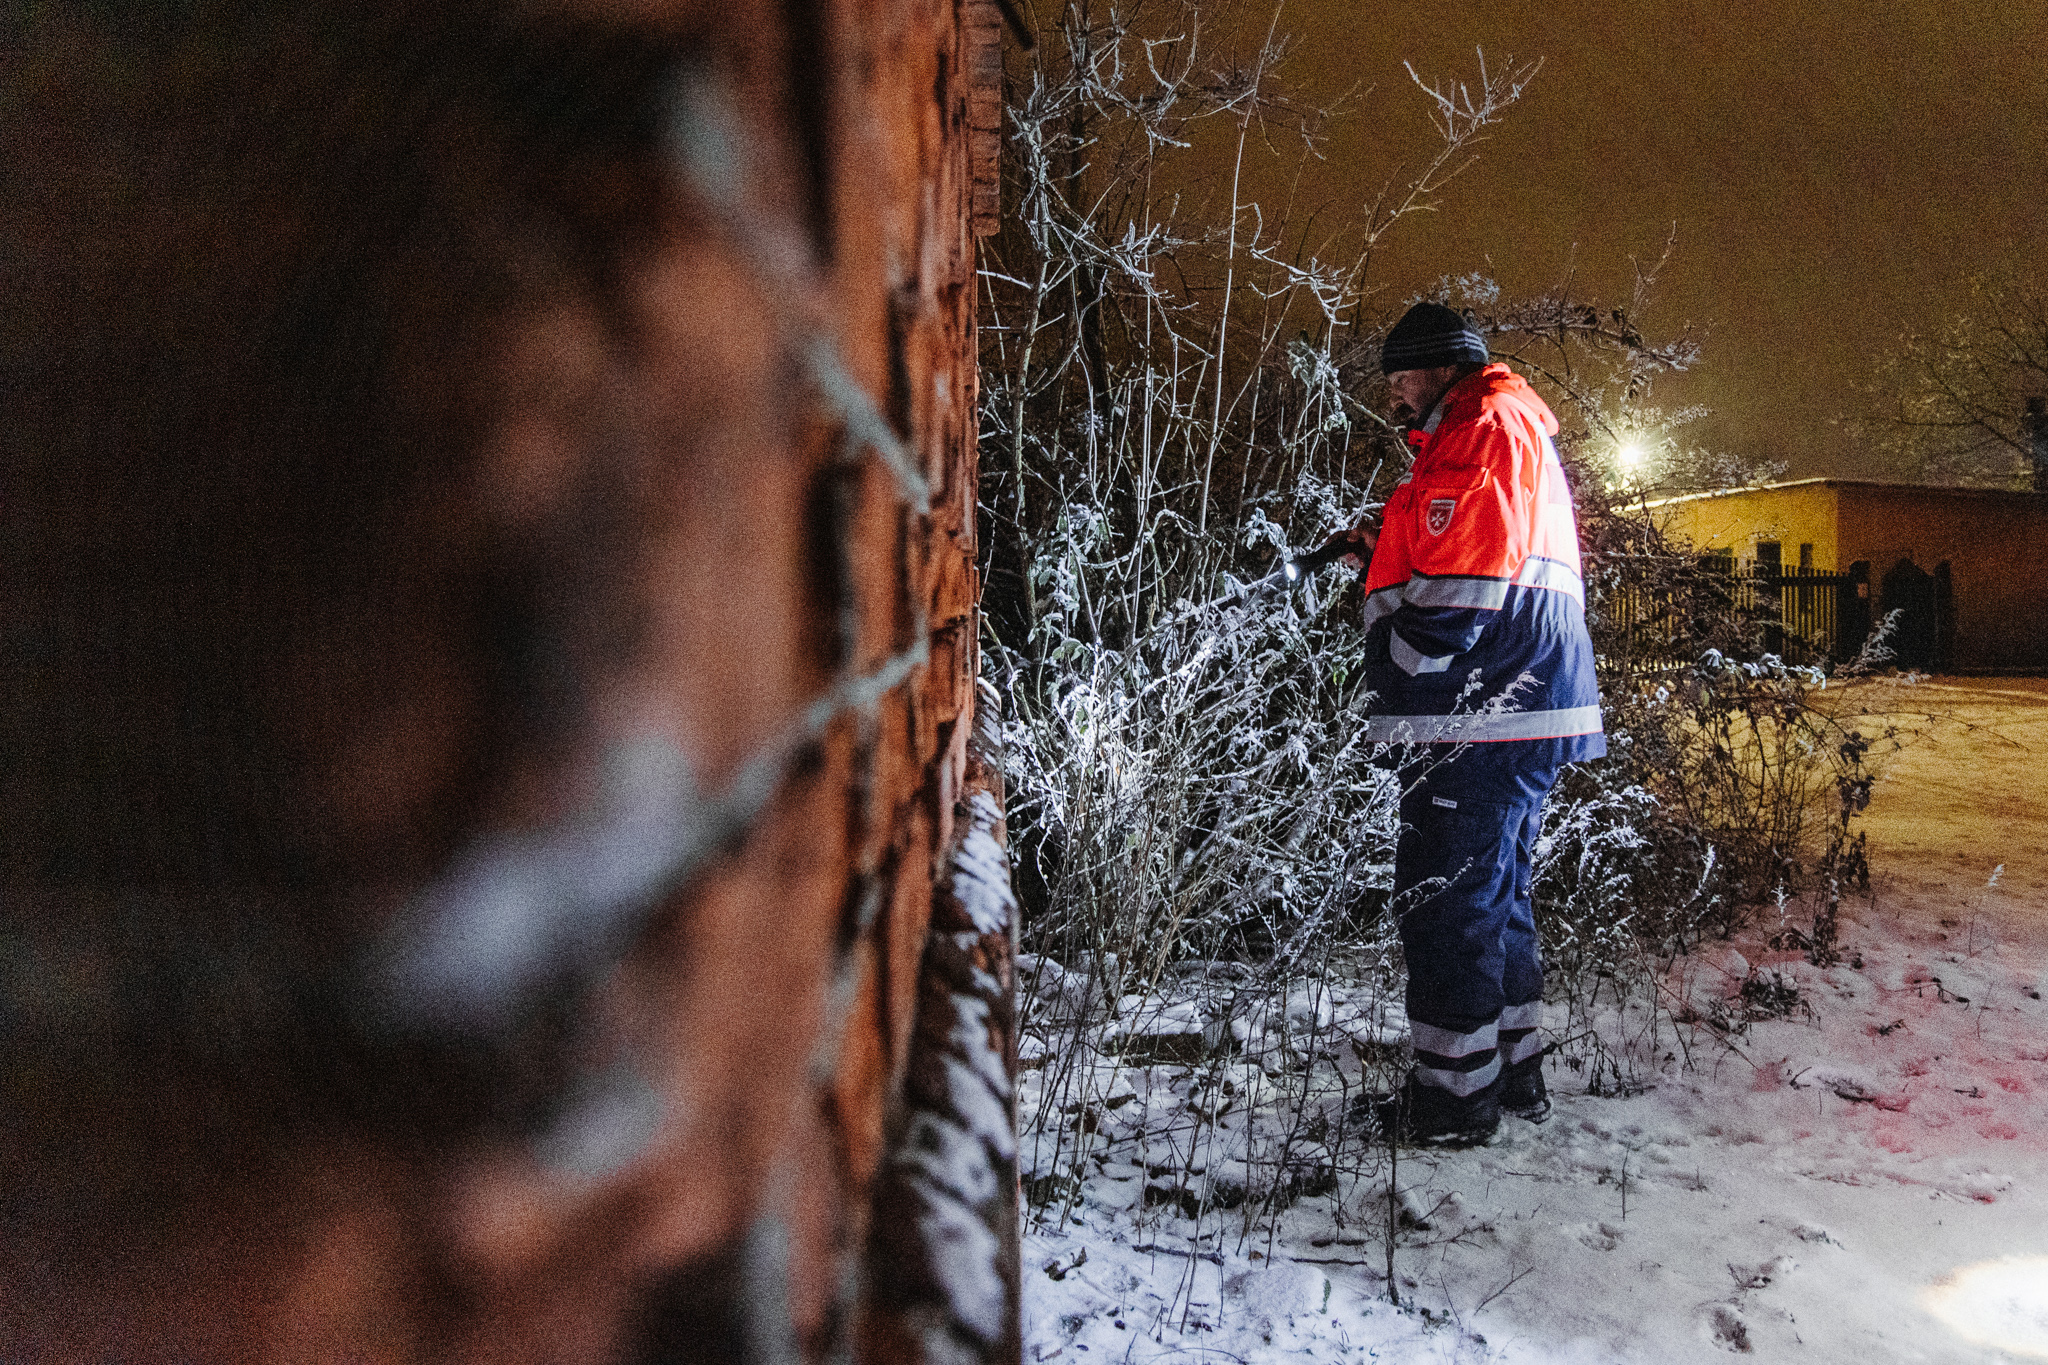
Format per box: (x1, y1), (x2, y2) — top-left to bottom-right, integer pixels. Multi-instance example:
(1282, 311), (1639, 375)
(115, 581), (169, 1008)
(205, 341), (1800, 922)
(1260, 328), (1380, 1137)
(1646, 482), (2048, 670)
(1651, 484), (1840, 569)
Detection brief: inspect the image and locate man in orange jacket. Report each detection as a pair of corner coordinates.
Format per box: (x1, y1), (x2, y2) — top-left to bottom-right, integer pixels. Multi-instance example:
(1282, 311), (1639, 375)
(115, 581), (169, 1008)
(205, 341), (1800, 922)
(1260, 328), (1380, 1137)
(1348, 302), (1606, 1146)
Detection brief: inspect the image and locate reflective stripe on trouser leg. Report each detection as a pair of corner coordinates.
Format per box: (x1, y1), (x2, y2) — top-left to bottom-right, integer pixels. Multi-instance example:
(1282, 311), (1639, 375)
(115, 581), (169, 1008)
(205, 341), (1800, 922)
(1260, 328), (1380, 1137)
(1394, 762), (1555, 1099)
(1497, 1002), (1542, 1031)
(1411, 1018), (1501, 1096)
(1498, 1000), (1544, 1066)
(1415, 1053), (1503, 1097)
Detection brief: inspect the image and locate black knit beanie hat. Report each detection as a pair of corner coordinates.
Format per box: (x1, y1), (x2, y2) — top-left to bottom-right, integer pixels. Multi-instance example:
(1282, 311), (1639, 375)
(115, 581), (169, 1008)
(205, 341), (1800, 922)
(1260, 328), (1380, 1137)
(1380, 301), (1489, 373)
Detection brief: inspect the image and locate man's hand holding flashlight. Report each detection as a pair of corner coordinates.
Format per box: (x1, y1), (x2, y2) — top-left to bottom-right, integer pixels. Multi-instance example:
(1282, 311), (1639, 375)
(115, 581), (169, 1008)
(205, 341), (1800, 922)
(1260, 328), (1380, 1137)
(1284, 522), (1378, 581)
(1328, 523), (1377, 569)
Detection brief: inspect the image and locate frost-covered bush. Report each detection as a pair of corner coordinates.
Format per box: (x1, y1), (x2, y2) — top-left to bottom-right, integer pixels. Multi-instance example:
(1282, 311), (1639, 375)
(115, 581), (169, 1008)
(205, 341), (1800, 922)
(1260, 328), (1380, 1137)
(997, 482), (1396, 986)
(980, 2), (1884, 1255)
(1575, 494), (1898, 936)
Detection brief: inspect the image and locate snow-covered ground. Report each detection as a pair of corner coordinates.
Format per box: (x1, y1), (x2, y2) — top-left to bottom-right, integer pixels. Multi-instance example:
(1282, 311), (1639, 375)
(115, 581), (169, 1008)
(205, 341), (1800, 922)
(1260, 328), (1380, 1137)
(1020, 678), (2048, 1363)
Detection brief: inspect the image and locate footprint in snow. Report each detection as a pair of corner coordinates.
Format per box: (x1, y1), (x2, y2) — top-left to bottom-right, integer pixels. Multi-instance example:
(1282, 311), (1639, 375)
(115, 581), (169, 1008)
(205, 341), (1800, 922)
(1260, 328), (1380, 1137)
(1728, 1255), (1797, 1290)
(1573, 1221), (1624, 1252)
(1706, 1304), (1753, 1353)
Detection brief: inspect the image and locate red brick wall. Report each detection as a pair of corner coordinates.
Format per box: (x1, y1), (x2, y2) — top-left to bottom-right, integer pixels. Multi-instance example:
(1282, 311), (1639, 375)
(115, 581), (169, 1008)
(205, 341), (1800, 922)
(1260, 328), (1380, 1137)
(0, 1), (1006, 1359)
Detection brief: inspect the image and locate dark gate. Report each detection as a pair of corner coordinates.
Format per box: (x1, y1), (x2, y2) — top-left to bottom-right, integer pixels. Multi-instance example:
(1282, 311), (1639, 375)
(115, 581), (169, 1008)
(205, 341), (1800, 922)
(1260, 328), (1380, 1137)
(1878, 557), (1955, 671)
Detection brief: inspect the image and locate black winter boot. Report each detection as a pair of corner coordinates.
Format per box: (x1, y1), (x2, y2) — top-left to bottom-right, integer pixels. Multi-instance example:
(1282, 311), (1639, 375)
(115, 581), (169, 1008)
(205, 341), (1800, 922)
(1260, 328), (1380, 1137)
(1349, 1074), (1499, 1148)
(1499, 1056), (1550, 1123)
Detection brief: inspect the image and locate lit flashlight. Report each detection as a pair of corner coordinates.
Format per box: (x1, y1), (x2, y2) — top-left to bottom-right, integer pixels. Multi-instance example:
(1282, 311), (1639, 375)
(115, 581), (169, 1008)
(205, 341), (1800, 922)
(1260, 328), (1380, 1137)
(1285, 539), (1357, 581)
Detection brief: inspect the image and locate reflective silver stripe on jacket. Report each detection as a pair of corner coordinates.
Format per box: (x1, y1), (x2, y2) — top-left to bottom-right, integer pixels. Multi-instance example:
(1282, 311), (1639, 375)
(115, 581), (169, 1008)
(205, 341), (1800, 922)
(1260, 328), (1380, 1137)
(1390, 630), (1453, 676)
(1404, 574), (1510, 611)
(1360, 584), (1405, 631)
(1364, 569), (1562, 629)
(1511, 555), (1585, 601)
(1361, 704), (1604, 745)
(1412, 1019), (1498, 1060)
(1415, 1055), (1502, 1097)
(1503, 1030), (1544, 1065)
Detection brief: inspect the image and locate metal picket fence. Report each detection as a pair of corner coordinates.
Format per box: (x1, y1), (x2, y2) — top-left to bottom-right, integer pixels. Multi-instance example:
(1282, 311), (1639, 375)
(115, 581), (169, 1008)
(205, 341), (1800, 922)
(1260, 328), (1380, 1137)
(1600, 560), (1873, 674)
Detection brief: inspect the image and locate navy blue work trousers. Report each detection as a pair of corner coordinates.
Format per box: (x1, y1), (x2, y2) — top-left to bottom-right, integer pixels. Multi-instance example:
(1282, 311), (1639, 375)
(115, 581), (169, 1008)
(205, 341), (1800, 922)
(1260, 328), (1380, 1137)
(1391, 757), (1557, 1102)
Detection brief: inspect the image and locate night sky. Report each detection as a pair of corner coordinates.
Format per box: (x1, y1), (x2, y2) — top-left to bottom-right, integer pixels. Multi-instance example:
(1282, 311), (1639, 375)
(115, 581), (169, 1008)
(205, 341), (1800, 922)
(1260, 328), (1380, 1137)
(1231, 0), (2048, 476)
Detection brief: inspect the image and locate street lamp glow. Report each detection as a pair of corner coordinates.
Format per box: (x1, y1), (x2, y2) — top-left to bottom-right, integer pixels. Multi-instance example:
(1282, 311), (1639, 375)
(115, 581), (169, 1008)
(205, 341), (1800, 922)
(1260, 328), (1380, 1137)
(1617, 441), (1646, 470)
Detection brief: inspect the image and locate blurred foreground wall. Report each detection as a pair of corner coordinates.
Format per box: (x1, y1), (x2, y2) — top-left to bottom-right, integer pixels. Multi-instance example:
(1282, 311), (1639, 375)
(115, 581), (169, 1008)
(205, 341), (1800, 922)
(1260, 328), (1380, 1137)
(0, 1), (1014, 1360)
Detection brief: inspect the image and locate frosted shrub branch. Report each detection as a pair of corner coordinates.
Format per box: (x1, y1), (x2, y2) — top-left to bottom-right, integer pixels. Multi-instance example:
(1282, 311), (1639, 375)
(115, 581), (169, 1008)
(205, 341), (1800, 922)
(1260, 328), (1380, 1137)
(980, 0), (1888, 1295)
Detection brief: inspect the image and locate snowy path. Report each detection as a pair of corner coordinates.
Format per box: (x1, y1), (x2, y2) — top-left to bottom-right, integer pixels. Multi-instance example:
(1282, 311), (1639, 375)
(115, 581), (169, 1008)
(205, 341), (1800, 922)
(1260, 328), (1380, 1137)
(1022, 679), (2048, 1363)
(1855, 677), (2048, 960)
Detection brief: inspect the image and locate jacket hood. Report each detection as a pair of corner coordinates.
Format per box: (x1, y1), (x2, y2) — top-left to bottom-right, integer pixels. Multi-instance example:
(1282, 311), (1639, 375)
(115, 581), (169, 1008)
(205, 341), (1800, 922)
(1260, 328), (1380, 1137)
(1444, 362), (1560, 438)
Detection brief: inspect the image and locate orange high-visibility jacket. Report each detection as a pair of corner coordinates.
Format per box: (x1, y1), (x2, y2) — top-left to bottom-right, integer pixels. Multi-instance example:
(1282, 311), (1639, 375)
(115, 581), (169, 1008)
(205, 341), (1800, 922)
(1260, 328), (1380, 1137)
(1360, 363), (1606, 768)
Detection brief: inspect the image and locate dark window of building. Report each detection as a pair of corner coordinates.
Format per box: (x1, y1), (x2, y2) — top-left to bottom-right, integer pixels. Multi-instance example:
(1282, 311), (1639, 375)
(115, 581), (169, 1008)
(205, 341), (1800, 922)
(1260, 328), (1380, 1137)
(1756, 540), (1781, 569)
(1799, 543), (1814, 570)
